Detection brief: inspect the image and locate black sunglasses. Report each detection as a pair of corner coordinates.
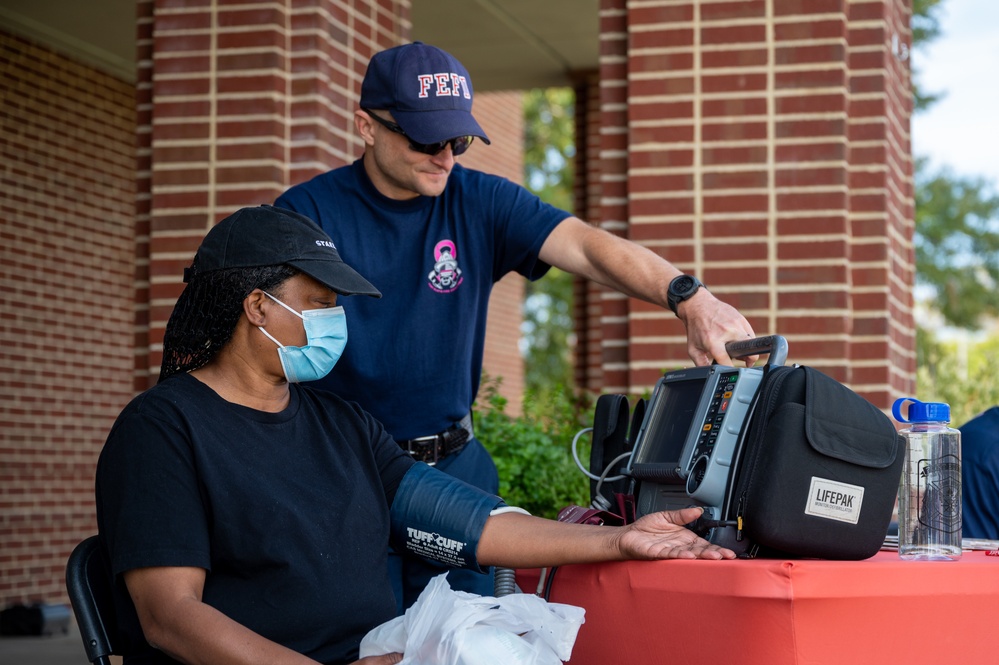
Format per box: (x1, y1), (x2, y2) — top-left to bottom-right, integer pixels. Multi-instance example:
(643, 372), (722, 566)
(363, 109), (475, 157)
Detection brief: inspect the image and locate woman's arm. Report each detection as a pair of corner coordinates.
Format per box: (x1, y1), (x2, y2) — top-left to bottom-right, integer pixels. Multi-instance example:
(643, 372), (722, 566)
(124, 566), (318, 665)
(475, 506), (736, 569)
(124, 567), (403, 665)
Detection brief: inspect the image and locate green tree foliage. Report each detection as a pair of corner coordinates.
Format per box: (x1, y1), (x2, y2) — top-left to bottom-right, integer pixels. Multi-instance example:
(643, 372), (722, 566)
(911, 0), (999, 333)
(910, 0), (999, 417)
(523, 88), (575, 213)
(521, 87), (578, 394)
(911, 0), (945, 111)
(473, 374), (591, 518)
(522, 267), (576, 391)
(914, 162), (999, 328)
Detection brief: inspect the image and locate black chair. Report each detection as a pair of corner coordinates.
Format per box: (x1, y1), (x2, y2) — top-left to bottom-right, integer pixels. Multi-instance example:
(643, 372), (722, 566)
(66, 535), (118, 665)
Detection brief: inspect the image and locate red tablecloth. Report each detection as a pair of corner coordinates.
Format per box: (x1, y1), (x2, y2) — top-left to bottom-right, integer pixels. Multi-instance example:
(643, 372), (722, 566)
(517, 550), (998, 664)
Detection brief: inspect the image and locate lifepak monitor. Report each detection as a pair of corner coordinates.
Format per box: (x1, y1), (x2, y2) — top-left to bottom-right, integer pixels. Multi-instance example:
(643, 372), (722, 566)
(626, 336), (788, 519)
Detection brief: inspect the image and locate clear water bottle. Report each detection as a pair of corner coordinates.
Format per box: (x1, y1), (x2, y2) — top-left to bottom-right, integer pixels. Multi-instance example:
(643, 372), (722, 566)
(892, 397), (962, 560)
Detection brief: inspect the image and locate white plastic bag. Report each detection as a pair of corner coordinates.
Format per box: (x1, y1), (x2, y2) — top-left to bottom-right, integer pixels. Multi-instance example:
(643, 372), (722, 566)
(359, 573), (585, 665)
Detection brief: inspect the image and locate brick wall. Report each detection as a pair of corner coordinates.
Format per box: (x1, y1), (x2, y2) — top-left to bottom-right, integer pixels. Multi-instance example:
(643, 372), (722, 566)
(584, 0), (914, 405)
(136, 0), (527, 407)
(0, 31), (137, 604)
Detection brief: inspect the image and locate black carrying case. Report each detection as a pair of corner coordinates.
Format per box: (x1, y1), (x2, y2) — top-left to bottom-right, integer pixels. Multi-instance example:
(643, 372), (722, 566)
(588, 393), (645, 509)
(710, 361), (904, 559)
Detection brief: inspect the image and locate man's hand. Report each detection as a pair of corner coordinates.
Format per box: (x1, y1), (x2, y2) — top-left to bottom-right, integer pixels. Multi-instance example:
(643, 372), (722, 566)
(614, 507), (737, 560)
(676, 289), (757, 367)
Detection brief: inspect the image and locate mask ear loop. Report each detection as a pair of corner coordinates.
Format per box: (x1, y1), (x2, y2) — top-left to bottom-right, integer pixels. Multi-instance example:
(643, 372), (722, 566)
(257, 291), (304, 349)
(262, 291), (305, 319)
(258, 326), (285, 348)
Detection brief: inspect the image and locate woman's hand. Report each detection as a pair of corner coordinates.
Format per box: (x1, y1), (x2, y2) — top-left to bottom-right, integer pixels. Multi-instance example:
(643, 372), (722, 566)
(615, 507), (737, 560)
(353, 654), (403, 664)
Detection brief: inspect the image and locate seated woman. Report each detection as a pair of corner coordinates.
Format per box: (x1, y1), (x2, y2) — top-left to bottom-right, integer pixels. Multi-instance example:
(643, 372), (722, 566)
(96, 205), (735, 665)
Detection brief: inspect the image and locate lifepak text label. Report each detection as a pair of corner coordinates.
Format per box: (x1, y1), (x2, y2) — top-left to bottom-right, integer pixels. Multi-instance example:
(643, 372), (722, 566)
(805, 477), (864, 524)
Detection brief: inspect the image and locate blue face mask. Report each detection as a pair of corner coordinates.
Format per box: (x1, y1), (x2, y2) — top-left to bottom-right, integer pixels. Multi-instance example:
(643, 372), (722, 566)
(257, 292), (347, 383)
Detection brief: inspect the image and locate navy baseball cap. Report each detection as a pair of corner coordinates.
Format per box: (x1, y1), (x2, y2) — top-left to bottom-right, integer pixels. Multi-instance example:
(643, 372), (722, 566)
(360, 42), (491, 146)
(185, 205), (381, 298)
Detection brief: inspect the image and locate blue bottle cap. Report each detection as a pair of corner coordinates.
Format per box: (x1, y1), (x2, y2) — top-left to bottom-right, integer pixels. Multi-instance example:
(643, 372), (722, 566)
(892, 397), (951, 424)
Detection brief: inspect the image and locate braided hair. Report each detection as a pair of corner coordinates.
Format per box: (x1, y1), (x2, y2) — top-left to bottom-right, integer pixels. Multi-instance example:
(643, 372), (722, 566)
(159, 263), (299, 381)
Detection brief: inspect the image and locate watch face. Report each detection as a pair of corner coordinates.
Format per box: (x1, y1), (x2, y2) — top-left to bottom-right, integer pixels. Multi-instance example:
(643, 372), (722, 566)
(668, 274), (701, 314)
(673, 275), (695, 295)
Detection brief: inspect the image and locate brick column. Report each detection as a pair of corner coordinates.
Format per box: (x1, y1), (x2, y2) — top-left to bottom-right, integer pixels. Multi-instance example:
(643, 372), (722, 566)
(138, 0), (408, 386)
(846, 0), (916, 404)
(134, 0), (153, 391)
(573, 71), (604, 394)
(594, 0), (632, 394)
(591, 0), (914, 406)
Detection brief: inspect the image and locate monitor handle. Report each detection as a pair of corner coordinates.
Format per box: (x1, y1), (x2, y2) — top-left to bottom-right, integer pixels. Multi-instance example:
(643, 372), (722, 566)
(724, 334), (788, 367)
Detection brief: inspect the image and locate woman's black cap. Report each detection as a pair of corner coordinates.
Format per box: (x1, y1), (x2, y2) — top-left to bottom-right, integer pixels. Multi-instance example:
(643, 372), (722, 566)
(184, 205), (381, 298)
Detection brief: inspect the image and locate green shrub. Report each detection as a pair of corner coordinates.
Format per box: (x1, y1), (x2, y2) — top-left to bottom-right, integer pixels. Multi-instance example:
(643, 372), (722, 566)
(473, 374), (592, 518)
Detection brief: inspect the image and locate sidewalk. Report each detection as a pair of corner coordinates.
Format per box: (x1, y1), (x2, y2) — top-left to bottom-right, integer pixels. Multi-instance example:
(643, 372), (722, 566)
(0, 621), (111, 664)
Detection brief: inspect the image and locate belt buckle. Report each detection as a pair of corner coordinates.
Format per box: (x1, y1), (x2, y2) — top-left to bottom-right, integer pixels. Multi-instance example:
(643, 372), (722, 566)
(406, 434), (441, 466)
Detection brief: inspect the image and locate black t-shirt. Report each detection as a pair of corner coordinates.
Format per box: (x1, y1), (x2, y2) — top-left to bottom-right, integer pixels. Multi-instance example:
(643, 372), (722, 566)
(96, 373), (416, 664)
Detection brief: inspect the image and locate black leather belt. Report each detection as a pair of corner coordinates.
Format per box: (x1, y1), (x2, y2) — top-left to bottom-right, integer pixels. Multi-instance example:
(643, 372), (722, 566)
(398, 414), (473, 465)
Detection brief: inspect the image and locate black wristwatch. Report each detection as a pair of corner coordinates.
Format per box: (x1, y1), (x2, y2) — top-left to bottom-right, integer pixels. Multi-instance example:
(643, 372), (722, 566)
(667, 274), (704, 315)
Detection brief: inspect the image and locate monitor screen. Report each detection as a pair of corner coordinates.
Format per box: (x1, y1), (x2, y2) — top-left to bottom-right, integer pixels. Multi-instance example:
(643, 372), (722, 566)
(632, 376), (704, 468)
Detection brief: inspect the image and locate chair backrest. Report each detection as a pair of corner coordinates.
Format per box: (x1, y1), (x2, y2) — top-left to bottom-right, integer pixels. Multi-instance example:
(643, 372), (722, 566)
(66, 535), (117, 665)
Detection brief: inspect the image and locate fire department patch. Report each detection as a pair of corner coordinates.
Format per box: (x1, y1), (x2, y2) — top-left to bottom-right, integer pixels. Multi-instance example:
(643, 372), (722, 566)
(428, 239), (463, 293)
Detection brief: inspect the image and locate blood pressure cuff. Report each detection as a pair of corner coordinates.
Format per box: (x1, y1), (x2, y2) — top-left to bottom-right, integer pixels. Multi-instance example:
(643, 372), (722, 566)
(390, 463), (504, 572)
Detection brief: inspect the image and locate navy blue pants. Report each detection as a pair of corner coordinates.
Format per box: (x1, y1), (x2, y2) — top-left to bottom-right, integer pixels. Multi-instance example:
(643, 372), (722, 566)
(388, 438), (499, 614)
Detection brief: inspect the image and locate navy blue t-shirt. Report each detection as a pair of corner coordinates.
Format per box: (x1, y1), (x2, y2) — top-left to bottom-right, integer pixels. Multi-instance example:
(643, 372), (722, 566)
(275, 159), (570, 440)
(960, 406), (999, 539)
(96, 373), (416, 664)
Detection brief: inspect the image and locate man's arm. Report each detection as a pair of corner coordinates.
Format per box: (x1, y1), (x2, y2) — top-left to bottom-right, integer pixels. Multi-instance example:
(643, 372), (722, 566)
(538, 216), (756, 366)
